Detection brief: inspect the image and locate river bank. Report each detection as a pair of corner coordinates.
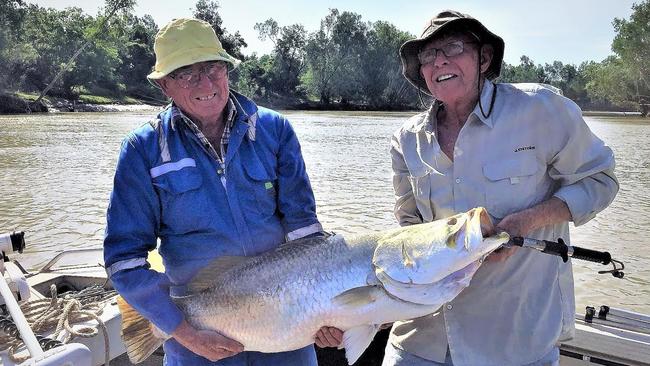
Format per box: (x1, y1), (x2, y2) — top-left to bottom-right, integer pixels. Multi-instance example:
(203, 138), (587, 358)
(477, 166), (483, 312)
(0, 92), (162, 114)
(0, 92), (645, 117)
(0, 92), (418, 114)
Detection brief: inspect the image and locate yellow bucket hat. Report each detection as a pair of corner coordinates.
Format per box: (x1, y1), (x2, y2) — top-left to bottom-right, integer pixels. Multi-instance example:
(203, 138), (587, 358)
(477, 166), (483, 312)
(147, 18), (241, 80)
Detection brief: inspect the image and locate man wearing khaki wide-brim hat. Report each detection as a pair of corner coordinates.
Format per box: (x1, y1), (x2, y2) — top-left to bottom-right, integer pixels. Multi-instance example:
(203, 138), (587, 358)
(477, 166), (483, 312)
(104, 18), (326, 365)
(384, 9), (618, 366)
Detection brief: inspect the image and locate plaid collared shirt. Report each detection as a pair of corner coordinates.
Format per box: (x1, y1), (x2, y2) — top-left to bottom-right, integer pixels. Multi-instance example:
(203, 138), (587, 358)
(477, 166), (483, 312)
(170, 97), (237, 171)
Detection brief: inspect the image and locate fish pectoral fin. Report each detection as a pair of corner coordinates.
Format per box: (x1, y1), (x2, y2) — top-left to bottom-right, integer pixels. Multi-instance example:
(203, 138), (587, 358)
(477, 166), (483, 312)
(188, 256), (249, 292)
(332, 286), (381, 308)
(342, 324), (380, 365)
(117, 295), (166, 364)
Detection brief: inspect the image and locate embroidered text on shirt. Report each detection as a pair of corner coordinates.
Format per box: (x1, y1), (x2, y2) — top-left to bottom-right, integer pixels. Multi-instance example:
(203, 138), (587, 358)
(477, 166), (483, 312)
(514, 146), (536, 153)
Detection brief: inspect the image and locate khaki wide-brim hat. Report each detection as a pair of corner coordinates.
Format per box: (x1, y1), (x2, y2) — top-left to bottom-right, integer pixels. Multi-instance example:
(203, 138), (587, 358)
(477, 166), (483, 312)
(399, 10), (505, 94)
(147, 18), (241, 80)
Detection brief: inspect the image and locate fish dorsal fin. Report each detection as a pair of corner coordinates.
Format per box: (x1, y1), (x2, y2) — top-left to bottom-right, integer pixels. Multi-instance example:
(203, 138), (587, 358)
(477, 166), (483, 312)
(342, 324), (380, 365)
(188, 256), (249, 293)
(274, 233), (333, 253)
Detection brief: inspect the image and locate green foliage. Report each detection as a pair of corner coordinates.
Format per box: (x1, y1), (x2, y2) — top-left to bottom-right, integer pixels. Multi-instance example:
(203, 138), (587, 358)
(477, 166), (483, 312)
(193, 0), (247, 60)
(584, 56), (637, 110)
(78, 94), (115, 104)
(116, 14), (162, 101)
(303, 9), (369, 105)
(0, 0), (646, 112)
(232, 54), (274, 99)
(610, 0), (650, 113)
(360, 21), (417, 108)
(499, 56), (544, 83)
(254, 19), (307, 99)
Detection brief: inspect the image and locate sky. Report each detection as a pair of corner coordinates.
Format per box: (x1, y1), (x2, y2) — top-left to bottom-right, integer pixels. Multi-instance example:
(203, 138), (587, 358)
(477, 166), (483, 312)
(28, 0), (638, 66)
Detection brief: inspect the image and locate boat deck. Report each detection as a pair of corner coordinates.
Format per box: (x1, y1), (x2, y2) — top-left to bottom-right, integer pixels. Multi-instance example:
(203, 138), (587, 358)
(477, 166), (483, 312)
(560, 317), (650, 366)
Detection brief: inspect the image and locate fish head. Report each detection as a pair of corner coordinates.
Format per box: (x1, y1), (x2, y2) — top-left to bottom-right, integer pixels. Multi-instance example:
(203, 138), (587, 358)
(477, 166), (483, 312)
(373, 207), (509, 285)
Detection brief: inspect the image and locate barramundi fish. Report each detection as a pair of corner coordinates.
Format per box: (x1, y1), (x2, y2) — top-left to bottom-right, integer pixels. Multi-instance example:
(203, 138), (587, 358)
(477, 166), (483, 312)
(118, 207), (509, 364)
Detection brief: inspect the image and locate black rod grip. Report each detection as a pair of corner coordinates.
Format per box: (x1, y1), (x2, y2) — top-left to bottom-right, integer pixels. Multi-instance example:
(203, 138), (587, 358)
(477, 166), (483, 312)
(541, 240), (569, 262)
(572, 246), (611, 265)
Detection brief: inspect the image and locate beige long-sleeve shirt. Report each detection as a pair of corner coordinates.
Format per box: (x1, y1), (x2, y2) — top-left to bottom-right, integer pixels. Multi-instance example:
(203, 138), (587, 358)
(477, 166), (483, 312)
(389, 81), (618, 366)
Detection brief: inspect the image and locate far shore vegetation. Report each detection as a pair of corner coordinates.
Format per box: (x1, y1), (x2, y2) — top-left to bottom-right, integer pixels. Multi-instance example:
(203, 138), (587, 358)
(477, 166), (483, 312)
(1, 0), (649, 115)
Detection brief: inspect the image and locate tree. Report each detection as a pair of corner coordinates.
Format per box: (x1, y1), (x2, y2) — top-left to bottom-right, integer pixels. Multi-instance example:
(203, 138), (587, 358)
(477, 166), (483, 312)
(193, 0), (247, 61)
(584, 56), (637, 111)
(0, 0), (34, 91)
(611, 0), (650, 114)
(232, 53), (274, 99)
(359, 21), (417, 108)
(499, 55), (545, 83)
(26, 0), (135, 101)
(255, 19), (307, 98)
(303, 9), (368, 105)
(117, 14), (162, 102)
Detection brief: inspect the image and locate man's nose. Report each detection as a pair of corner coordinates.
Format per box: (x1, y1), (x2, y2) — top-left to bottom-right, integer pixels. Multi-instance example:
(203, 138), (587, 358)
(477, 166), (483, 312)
(194, 72), (215, 88)
(433, 50), (449, 67)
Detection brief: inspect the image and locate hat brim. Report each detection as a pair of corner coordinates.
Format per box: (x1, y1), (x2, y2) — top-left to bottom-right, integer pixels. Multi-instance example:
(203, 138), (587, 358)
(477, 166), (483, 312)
(400, 18), (504, 95)
(147, 48), (241, 80)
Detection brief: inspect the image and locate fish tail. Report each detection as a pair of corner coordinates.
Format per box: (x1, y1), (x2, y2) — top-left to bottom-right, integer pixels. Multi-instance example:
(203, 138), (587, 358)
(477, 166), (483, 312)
(117, 295), (166, 364)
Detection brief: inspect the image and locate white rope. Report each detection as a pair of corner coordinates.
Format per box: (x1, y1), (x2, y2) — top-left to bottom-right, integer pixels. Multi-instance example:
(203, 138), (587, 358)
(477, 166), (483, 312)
(0, 284), (116, 365)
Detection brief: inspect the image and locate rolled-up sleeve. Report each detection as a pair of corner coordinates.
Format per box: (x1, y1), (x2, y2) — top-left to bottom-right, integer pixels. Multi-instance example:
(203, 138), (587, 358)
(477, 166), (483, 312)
(548, 98), (619, 226)
(391, 131), (424, 227)
(104, 135), (184, 334)
(274, 115), (322, 240)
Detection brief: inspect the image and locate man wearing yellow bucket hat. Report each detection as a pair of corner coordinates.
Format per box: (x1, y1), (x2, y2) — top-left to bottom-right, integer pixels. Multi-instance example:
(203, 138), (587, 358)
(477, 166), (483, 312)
(103, 18), (325, 365)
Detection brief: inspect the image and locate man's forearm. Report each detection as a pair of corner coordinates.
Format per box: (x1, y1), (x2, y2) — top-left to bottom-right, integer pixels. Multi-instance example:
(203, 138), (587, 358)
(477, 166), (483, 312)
(518, 197), (572, 234)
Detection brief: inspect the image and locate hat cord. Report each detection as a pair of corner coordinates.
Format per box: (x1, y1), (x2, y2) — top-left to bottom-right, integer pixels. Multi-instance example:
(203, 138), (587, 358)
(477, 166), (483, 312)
(417, 86), (427, 109)
(477, 48), (497, 119)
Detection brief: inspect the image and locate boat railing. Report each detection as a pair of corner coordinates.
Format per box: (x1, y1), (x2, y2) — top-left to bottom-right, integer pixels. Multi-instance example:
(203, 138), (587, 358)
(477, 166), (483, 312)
(37, 248), (105, 274)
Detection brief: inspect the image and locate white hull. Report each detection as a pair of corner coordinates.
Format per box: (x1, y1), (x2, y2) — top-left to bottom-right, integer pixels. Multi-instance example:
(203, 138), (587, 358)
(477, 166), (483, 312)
(1, 249), (126, 366)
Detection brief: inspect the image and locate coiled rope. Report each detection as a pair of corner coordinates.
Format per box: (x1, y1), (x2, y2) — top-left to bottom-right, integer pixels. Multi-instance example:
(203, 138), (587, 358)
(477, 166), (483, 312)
(0, 284), (117, 365)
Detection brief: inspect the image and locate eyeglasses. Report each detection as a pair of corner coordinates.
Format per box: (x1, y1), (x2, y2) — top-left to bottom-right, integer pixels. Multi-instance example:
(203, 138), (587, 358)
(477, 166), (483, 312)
(418, 40), (476, 65)
(169, 61), (228, 89)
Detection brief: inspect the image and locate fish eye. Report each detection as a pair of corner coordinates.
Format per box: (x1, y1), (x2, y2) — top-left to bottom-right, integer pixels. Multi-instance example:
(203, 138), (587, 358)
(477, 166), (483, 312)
(447, 218), (457, 226)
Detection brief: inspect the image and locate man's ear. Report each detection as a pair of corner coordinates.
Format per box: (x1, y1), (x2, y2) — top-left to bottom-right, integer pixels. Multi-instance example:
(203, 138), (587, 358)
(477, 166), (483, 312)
(480, 44), (494, 73)
(156, 78), (172, 98)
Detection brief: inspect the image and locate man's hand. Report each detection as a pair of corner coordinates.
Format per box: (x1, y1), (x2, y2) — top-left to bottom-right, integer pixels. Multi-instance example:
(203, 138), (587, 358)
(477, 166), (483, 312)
(487, 211), (529, 262)
(172, 320), (244, 362)
(488, 197), (572, 263)
(315, 326), (344, 348)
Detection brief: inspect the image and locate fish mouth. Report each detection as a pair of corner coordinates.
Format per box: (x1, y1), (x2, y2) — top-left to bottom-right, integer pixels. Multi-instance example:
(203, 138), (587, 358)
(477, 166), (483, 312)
(195, 92), (218, 101)
(436, 74), (457, 82)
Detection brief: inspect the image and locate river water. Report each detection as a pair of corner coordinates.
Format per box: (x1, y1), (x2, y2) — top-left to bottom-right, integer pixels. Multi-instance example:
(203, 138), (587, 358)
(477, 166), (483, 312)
(0, 110), (648, 315)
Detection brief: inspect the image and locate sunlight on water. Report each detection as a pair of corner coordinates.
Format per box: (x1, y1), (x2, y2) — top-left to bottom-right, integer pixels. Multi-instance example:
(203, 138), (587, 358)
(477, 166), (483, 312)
(1, 111), (648, 315)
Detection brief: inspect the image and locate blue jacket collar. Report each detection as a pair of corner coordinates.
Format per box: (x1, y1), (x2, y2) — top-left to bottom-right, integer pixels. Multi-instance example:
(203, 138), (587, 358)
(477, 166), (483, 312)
(163, 90), (259, 142)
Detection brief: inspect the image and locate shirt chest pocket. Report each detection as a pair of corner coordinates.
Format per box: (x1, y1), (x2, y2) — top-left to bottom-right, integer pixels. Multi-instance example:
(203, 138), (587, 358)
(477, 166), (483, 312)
(152, 166), (210, 233)
(242, 159), (277, 217)
(482, 155), (540, 219)
(408, 166), (434, 222)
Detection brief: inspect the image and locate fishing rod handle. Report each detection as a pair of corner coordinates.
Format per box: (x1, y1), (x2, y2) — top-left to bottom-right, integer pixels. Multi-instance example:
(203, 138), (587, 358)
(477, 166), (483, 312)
(540, 239), (569, 262)
(571, 246), (611, 265)
(510, 237), (570, 262)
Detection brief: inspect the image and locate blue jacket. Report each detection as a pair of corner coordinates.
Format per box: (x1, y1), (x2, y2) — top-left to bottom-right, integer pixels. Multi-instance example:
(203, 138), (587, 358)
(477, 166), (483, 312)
(103, 92), (321, 358)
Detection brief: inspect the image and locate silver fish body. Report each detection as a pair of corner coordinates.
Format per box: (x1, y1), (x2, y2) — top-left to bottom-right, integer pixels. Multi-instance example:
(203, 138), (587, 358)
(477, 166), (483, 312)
(176, 207), (508, 363)
(120, 207), (509, 364)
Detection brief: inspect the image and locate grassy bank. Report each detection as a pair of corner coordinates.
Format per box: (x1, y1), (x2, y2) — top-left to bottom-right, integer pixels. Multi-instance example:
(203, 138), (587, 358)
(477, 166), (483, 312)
(0, 91), (159, 114)
(1, 91), (645, 117)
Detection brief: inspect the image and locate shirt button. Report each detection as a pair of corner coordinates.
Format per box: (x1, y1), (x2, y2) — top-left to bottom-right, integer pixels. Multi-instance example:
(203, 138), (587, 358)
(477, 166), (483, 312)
(455, 178), (461, 184)
(446, 304), (453, 310)
(217, 169), (223, 174)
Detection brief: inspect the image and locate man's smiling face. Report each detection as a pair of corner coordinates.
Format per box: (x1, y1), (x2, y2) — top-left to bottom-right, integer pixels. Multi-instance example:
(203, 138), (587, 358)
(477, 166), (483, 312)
(159, 61), (230, 126)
